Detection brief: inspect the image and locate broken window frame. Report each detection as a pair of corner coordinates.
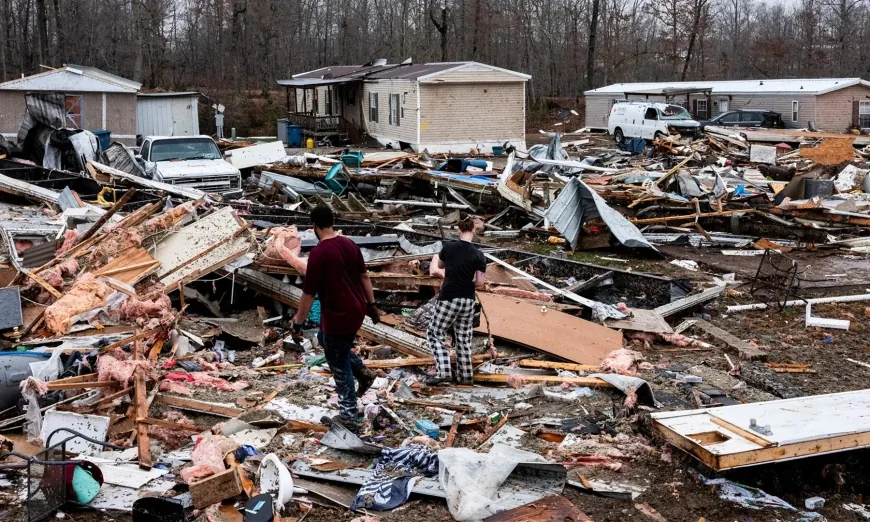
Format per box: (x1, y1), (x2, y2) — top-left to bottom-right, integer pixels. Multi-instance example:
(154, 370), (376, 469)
(859, 101), (870, 128)
(369, 93), (378, 122)
(65, 94), (83, 129)
(389, 93), (400, 126)
(792, 100), (799, 122)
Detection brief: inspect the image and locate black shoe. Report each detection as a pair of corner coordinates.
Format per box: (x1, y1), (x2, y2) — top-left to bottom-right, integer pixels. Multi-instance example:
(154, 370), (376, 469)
(423, 375), (451, 386)
(322, 414), (360, 432)
(356, 368), (377, 398)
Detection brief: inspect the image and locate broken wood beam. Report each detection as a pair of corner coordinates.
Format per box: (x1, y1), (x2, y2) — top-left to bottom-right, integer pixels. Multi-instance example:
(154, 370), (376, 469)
(446, 413), (462, 448)
(363, 353), (498, 369)
(400, 399), (475, 413)
(133, 336), (152, 470)
(473, 374), (612, 387)
(687, 319), (767, 360)
(629, 209), (754, 225)
(565, 271), (613, 294)
(45, 380), (118, 391)
(518, 360), (599, 372)
(154, 394), (243, 418)
(137, 417), (198, 431)
(77, 188), (136, 244)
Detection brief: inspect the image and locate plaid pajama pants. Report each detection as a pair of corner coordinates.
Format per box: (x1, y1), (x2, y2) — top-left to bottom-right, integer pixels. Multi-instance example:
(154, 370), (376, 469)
(427, 297), (475, 383)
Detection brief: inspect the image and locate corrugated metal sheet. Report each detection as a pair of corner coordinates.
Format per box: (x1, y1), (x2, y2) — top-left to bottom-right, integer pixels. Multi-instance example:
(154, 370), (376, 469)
(136, 95), (200, 136)
(17, 93), (65, 142)
(544, 177), (655, 251)
(21, 239), (58, 268)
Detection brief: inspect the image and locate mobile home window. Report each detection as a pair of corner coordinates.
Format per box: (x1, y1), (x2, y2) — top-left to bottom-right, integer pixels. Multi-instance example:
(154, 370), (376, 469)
(389, 94), (400, 126)
(860, 101), (870, 128)
(369, 93), (378, 122)
(792, 101), (799, 122)
(65, 95), (83, 128)
(696, 99), (708, 119)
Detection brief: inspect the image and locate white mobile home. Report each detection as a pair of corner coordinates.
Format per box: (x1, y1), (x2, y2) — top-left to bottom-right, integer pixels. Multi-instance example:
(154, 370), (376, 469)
(585, 78), (870, 133)
(279, 61), (530, 153)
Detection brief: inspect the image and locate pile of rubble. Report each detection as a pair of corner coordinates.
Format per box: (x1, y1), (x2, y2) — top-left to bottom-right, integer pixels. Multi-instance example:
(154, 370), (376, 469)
(2, 120), (870, 522)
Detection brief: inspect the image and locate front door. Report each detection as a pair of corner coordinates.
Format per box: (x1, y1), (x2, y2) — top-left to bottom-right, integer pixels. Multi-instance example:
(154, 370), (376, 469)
(719, 100), (729, 115)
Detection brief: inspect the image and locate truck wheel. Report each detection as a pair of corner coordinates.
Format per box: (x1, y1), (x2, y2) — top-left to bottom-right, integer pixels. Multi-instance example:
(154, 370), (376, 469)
(614, 128), (624, 145)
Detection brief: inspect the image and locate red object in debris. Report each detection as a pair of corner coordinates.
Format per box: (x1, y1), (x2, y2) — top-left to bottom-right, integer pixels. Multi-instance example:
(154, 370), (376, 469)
(164, 372), (195, 382)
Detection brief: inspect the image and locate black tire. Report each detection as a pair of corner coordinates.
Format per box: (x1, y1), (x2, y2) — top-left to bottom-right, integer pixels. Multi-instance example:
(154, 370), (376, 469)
(614, 128), (624, 145)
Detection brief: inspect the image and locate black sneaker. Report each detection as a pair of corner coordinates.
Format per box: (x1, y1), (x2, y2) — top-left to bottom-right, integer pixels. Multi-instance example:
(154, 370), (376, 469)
(356, 368), (377, 398)
(423, 375), (451, 386)
(322, 414), (360, 432)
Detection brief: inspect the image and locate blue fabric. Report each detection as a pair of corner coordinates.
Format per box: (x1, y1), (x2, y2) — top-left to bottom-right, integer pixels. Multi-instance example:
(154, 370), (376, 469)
(619, 137), (647, 155)
(322, 332), (365, 419)
(351, 446), (439, 511)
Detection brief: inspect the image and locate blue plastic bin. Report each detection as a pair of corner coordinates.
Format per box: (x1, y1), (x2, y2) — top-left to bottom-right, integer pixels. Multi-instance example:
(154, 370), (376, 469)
(287, 125), (303, 147)
(92, 130), (111, 151)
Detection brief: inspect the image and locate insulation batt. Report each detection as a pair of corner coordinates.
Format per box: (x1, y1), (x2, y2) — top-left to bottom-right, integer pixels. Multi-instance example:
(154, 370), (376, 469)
(181, 434), (228, 483)
(96, 353), (152, 385)
(139, 201), (196, 235)
(89, 228), (142, 262)
(56, 229), (78, 254)
(598, 348), (645, 376)
(150, 411), (198, 449)
(28, 258), (79, 292)
(44, 273), (110, 334)
(262, 225), (308, 273)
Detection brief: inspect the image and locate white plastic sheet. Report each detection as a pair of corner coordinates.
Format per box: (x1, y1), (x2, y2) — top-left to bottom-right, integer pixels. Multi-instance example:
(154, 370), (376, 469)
(437, 443), (548, 521)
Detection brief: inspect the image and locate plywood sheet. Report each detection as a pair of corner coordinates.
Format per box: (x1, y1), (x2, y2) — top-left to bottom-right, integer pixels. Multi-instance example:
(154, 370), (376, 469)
(93, 247), (159, 284)
(486, 264), (538, 292)
(150, 206), (250, 287)
(475, 292), (622, 365)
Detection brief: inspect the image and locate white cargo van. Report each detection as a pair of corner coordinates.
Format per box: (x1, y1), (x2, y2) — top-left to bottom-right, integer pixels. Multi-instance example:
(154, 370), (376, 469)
(607, 102), (700, 144)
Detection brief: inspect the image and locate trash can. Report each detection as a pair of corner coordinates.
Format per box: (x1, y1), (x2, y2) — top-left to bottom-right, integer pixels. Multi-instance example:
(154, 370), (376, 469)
(287, 125), (303, 148)
(92, 130), (111, 151)
(276, 118), (289, 145)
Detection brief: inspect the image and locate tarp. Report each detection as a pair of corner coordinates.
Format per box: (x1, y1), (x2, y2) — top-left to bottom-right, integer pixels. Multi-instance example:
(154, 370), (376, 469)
(544, 177), (656, 251)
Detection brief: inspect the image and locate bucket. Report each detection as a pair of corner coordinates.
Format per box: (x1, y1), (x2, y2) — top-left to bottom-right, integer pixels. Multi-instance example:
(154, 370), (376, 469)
(259, 454), (294, 507)
(492, 145), (505, 156)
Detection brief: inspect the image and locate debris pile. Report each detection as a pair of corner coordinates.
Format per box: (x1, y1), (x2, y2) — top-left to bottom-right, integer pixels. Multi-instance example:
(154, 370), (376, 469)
(2, 122), (870, 522)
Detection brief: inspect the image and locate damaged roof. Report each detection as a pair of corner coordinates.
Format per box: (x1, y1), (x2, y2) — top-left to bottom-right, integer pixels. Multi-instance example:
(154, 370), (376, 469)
(0, 65), (141, 93)
(585, 78), (870, 96)
(280, 61), (530, 87)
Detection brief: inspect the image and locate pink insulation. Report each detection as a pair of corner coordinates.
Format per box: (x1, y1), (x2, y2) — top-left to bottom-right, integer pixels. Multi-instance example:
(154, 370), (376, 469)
(26, 258), (79, 293)
(598, 348), (645, 376)
(189, 372), (249, 392)
(57, 230), (79, 254)
(180, 434), (226, 484)
(96, 354), (152, 385)
(159, 380), (194, 396)
(150, 411), (198, 449)
(89, 228), (142, 262)
(44, 273), (111, 334)
(139, 201), (196, 235)
(262, 226), (308, 273)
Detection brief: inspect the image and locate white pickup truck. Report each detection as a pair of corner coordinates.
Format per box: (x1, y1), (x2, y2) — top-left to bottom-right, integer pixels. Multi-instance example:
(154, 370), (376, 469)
(136, 136), (242, 197)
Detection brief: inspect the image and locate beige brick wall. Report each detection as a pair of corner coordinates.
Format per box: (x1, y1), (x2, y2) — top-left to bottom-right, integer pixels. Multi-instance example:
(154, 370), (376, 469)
(815, 85), (870, 131)
(418, 82), (525, 144)
(362, 80), (418, 144)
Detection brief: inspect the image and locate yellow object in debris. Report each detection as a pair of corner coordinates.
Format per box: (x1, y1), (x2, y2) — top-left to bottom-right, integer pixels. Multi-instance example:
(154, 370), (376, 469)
(95, 186), (117, 206)
(547, 236), (566, 245)
(306, 137), (314, 149)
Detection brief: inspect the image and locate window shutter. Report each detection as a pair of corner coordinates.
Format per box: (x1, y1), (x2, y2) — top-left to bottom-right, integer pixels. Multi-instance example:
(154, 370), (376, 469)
(692, 99), (698, 118)
(853, 100), (860, 128)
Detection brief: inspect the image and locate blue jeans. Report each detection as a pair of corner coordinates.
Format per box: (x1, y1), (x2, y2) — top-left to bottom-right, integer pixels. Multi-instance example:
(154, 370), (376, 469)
(321, 332), (365, 419)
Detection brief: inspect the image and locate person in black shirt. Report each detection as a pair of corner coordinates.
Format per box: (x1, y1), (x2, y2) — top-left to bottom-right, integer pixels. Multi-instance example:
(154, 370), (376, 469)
(425, 214), (486, 385)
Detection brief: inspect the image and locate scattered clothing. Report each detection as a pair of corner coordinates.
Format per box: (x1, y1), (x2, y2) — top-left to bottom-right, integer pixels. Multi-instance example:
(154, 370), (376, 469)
(351, 446), (439, 511)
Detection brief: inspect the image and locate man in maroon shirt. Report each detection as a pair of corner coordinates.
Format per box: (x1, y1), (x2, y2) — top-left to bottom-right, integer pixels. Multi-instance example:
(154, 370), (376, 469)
(293, 206), (379, 430)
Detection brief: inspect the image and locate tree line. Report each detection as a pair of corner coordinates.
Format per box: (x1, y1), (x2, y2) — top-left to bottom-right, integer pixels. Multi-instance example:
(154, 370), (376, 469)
(0, 0), (867, 101)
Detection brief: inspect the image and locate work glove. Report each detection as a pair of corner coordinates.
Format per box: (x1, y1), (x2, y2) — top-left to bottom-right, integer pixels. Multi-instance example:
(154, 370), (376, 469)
(366, 303), (381, 325)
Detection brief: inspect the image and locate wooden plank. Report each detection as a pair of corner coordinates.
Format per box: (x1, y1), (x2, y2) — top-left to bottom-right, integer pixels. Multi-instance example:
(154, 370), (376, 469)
(708, 416), (775, 449)
(77, 188), (136, 244)
(98, 331), (153, 355)
(446, 413), (462, 448)
(154, 394), (243, 418)
(133, 337), (152, 470)
(147, 339), (165, 361)
(190, 468), (243, 509)
(92, 247), (160, 285)
(364, 353), (497, 369)
(518, 360), (598, 372)
(476, 292), (622, 365)
(606, 308), (673, 334)
(21, 270), (62, 298)
(45, 380), (118, 391)
(689, 319), (767, 360)
(401, 399), (475, 413)
(473, 373), (612, 387)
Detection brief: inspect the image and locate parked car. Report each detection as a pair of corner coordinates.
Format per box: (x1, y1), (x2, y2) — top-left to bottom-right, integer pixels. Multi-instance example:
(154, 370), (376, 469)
(698, 110), (785, 130)
(135, 136), (242, 197)
(608, 101), (700, 144)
